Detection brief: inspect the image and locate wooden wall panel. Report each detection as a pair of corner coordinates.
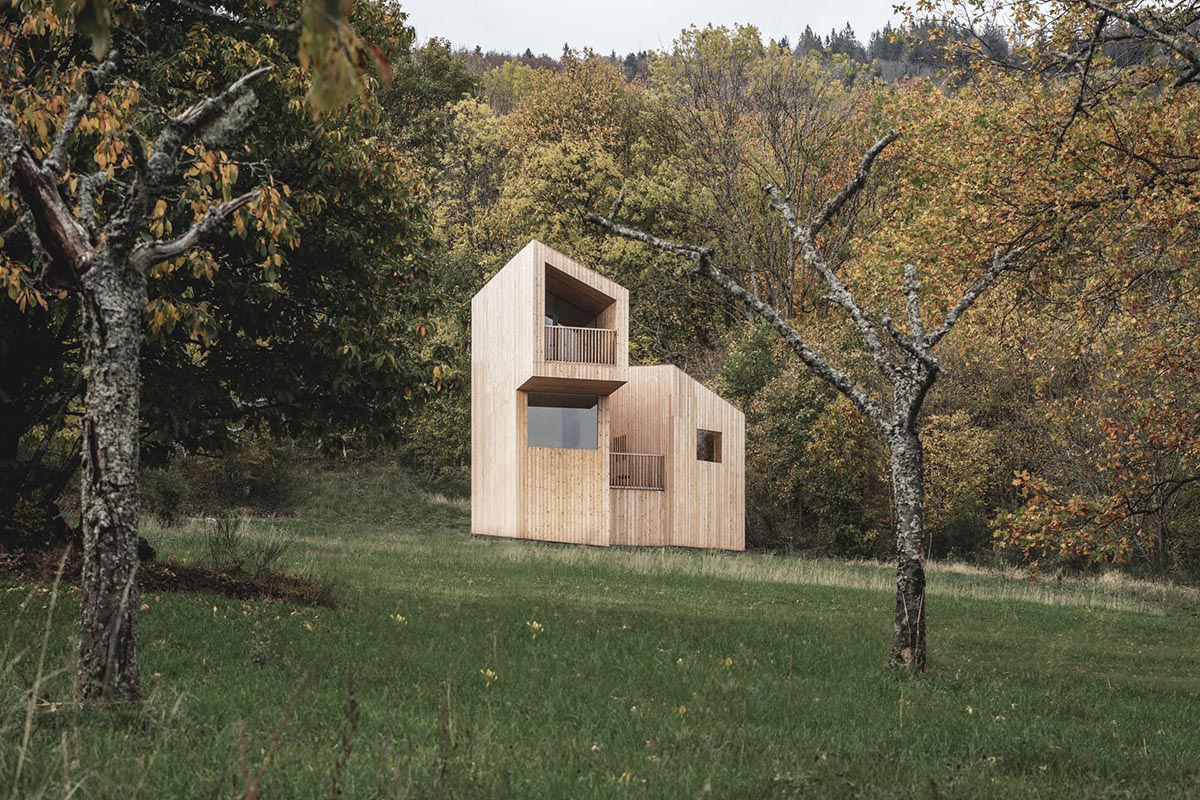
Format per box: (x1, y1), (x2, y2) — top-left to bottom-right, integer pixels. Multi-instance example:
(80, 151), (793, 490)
(471, 243), (538, 537)
(667, 369), (745, 551)
(608, 364), (745, 551)
(608, 366), (674, 456)
(519, 393), (611, 546)
(610, 490), (668, 546)
(609, 366), (676, 547)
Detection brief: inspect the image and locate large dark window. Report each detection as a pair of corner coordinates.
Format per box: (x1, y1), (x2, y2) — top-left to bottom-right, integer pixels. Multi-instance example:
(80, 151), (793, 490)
(696, 429), (722, 463)
(528, 393), (599, 450)
(545, 291), (598, 328)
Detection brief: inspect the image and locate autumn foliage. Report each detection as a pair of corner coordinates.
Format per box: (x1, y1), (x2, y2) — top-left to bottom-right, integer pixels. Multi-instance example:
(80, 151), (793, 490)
(417, 22), (1200, 577)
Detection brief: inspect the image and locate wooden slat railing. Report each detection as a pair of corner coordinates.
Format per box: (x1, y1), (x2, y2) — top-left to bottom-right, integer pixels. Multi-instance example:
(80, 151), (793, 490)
(544, 325), (617, 365)
(610, 452), (665, 491)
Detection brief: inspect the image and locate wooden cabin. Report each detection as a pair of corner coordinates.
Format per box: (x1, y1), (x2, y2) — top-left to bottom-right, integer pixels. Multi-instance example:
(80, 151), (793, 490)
(471, 240), (745, 550)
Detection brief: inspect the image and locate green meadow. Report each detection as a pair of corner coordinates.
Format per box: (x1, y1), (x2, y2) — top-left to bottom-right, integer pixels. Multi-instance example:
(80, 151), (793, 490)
(3, 462), (1199, 798)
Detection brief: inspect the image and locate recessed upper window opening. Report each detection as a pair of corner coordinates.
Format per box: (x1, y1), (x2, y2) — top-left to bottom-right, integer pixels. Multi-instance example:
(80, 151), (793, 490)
(545, 291), (597, 328)
(697, 429), (722, 463)
(528, 393), (599, 450)
(543, 263), (614, 328)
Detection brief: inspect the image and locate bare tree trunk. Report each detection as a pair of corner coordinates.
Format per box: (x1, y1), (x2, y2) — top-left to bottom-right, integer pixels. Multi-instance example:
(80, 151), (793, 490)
(888, 427), (926, 669)
(78, 255), (147, 702)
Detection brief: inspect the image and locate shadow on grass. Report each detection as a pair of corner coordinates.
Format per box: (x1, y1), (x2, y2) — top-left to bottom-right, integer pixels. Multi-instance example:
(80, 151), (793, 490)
(0, 547), (335, 608)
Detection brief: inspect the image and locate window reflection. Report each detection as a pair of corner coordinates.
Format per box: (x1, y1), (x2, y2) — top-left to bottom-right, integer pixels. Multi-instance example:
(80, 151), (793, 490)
(528, 393), (599, 450)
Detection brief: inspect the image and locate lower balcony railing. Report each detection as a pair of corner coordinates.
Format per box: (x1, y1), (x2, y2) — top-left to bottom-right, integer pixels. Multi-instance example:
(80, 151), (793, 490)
(545, 325), (617, 365)
(610, 452), (665, 491)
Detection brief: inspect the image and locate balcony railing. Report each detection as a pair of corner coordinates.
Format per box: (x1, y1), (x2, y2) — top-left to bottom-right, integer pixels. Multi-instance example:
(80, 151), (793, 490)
(545, 325), (617, 365)
(610, 452), (665, 491)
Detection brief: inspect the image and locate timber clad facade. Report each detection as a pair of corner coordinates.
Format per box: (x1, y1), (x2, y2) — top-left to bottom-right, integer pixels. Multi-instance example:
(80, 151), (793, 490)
(471, 240), (745, 550)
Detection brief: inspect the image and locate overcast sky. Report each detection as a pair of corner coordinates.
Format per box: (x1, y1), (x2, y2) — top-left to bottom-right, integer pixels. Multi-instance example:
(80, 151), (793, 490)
(400, 0), (905, 56)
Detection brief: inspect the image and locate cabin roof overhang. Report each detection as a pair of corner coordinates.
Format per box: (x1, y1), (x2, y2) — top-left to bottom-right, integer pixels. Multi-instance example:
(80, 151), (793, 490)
(518, 375), (627, 396)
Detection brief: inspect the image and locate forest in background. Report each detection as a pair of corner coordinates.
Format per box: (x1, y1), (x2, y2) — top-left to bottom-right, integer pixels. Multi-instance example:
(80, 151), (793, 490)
(3, 0), (1199, 579)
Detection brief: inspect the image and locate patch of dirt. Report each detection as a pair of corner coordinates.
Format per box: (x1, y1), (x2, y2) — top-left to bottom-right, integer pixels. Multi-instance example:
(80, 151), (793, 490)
(0, 547), (334, 607)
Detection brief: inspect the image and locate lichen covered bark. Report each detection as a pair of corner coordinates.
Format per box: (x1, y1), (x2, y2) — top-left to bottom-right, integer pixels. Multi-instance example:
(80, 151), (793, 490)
(888, 427), (926, 670)
(78, 253), (146, 702)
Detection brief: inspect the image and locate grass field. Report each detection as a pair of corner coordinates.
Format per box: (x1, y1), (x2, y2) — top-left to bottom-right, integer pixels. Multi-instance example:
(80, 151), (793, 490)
(3, 461), (1200, 798)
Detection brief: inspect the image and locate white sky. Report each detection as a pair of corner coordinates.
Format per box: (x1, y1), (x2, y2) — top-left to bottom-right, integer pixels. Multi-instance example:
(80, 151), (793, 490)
(400, 0), (905, 56)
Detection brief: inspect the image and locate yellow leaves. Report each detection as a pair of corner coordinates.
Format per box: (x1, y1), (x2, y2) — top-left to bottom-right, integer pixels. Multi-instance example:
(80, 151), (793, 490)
(1, 260), (48, 312)
(922, 410), (998, 530)
(479, 668), (497, 687)
(219, 161), (239, 202)
(526, 620), (544, 639)
(33, 113), (50, 145)
(189, 250), (219, 282)
(149, 198), (171, 238)
(147, 298), (181, 335)
(389, 613), (407, 625)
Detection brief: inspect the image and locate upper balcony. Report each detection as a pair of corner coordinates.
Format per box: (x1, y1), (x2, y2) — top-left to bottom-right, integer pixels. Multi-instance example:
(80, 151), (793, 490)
(527, 244), (629, 394)
(545, 324), (617, 366)
(472, 241), (629, 395)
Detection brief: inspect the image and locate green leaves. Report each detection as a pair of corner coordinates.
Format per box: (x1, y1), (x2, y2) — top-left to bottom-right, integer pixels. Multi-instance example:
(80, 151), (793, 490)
(51, 0), (392, 114)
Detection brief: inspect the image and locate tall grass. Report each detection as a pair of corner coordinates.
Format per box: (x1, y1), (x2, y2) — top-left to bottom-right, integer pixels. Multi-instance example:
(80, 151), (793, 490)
(2, 461), (1198, 798)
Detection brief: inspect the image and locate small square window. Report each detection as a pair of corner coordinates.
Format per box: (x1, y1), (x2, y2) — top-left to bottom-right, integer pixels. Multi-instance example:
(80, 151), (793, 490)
(696, 429), (722, 463)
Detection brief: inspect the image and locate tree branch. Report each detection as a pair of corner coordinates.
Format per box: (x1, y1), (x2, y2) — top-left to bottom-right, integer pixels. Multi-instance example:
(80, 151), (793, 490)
(1074, 0), (1200, 80)
(906, 365), (939, 430)
(765, 183), (896, 379)
(926, 246), (1022, 348)
(103, 66), (271, 270)
(145, 66), (272, 186)
(76, 171), (109, 237)
(1, 211), (34, 244)
(585, 212), (889, 431)
(131, 191), (257, 270)
(902, 264), (926, 346)
(881, 314), (939, 373)
(0, 105), (94, 287)
(44, 49), (120, 176)
(808, 129), (899, 239)
(1053, 11), (1108, 158)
